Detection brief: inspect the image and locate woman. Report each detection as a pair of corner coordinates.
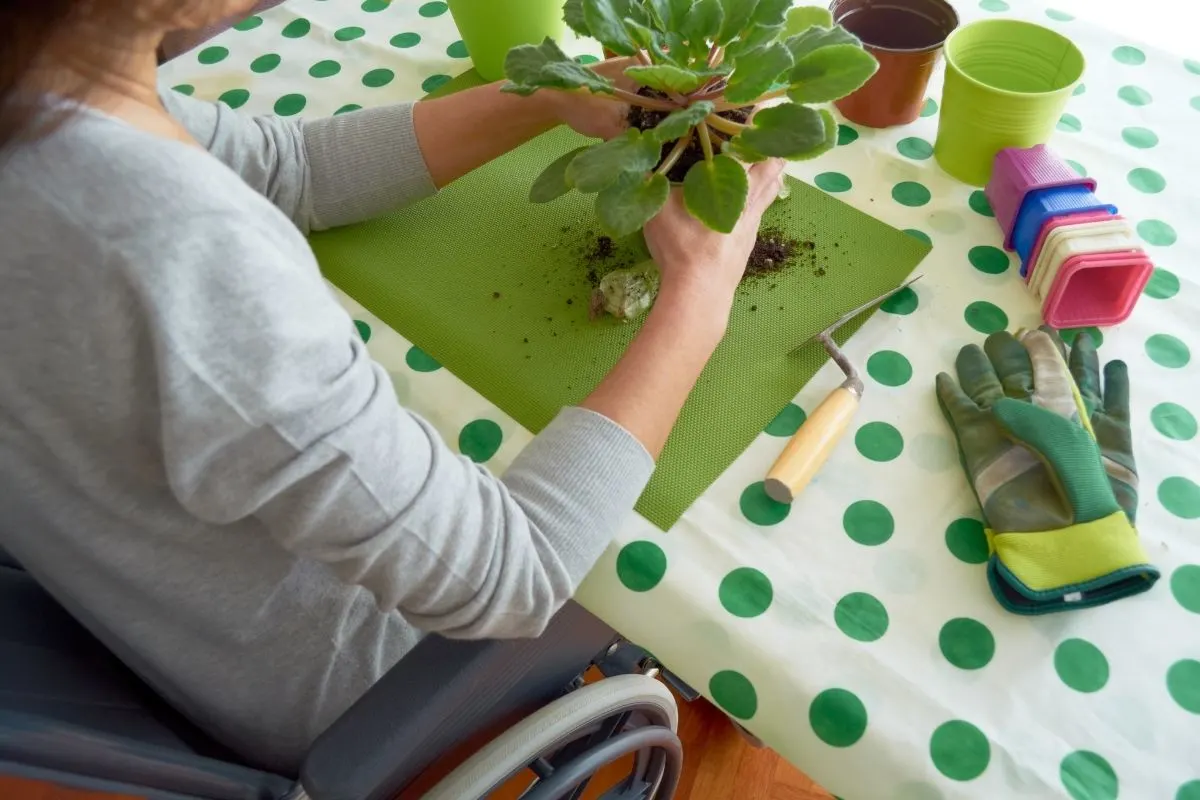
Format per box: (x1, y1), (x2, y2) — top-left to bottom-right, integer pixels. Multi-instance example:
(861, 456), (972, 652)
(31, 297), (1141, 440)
(0, 0), (783, 771)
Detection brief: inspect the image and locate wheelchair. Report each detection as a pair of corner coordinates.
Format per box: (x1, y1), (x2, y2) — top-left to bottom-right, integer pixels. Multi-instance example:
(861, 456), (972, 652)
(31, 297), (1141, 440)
(0, 546), (687, 799)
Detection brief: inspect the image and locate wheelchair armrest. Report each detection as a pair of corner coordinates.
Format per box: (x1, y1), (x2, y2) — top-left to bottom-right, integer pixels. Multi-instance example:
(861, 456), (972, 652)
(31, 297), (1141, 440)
(299, 601), (617, 800)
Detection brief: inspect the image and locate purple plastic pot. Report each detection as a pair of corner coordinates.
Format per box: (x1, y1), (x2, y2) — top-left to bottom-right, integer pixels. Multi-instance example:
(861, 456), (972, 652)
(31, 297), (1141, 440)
(986, 144), (1096, 249)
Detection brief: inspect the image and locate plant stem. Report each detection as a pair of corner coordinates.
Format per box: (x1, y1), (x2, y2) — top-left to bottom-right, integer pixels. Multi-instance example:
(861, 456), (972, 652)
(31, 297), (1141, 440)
(656, 131), (693, 176)
(707, 45), (724, 69)
(713, 87), (787, 111)
(705, 113), (747, 136)
(601, 87), (678, 111)
(636, 49), (653, 67)
(698, 122), (714, 162)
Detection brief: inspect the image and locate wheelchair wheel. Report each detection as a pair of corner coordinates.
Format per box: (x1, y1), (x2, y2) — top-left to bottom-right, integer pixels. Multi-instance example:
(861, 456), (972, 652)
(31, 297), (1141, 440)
(421, 673), (681, 800)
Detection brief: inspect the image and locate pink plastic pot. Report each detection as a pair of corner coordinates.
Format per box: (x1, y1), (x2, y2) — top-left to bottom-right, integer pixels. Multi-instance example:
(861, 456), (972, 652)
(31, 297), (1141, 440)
(1024, 212), (1125, 283)
(986, 144), (1096, 249)
(1041, 251), (1154, 328)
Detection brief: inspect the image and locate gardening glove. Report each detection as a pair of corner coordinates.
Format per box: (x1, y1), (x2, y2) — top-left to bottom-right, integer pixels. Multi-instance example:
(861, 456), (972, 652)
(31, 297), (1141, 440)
(935, 328), (1159, 614)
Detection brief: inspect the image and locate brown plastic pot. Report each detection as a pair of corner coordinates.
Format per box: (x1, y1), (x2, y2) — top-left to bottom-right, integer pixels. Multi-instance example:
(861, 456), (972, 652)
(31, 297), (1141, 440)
(830, 0), (959, 128)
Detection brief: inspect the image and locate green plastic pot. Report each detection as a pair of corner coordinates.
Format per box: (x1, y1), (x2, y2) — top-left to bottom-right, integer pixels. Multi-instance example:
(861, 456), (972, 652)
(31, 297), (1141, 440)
(933, 19), (1084, 186)
(447, 0), (568, 83)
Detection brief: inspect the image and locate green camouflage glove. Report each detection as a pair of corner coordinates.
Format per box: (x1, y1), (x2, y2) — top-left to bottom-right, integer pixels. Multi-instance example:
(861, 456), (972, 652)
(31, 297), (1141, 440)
(935, 329), (1159, 614)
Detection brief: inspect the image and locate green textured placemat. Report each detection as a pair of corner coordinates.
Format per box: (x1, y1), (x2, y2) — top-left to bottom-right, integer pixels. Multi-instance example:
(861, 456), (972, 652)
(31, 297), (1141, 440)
(311, 125), (929, 530)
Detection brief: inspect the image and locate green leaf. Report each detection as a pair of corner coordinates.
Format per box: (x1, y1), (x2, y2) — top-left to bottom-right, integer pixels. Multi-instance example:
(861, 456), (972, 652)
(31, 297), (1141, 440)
(616, 0), (652, 28)
(751, 0), (791, 27)
(669, 0), (695, 29)
(651, 100), (715, 141)
(787, 107), (837, 161)
(724, 41), (793, 103)
(717, 0), (760, 45)
(647, 0), (673, 28)
(788, 43), (878, 103)
(784, 24), (860, 61)
(734, 102), (827, 158)
(723, 137), (768, 162)
(564, 0), (592, 36)
(627, 64), (726, 93)
(503, 38), (615, 95)
(682, 0), (724, 46)
(683, 154), (749, 233)
(664, 31), (689, 62)
(626, 19), (658, 53)
(529, 146), (591, 203)
(597, 172), (671, 238)
(728, 23), (783, 57)
(584, 0), (638, 55)
(567, 129), (664, 193)
(784, 5), (834, 37)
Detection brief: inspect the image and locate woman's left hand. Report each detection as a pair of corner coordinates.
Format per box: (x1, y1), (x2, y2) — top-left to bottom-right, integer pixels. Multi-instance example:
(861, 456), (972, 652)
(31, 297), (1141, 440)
(549, 57), (636, 141)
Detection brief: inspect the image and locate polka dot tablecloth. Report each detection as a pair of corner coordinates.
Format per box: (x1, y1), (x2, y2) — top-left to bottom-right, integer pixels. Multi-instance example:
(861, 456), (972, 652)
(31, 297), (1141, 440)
(159, 2), (1199, 797)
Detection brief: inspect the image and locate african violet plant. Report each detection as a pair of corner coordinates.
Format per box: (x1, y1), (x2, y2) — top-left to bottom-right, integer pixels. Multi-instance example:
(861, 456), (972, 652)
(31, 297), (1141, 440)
(504, 0), (879, 239)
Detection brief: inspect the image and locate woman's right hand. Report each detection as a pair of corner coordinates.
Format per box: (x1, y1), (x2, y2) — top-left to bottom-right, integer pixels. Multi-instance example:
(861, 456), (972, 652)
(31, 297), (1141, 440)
(643, 158), (786, 313)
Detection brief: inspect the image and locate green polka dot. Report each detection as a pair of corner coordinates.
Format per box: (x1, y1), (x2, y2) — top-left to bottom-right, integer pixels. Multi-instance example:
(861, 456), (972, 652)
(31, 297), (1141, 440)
(920, 97), (938, 117)
(419, 1), (449, 16)
(1072, 83), (1086, 96)
(1061, 751), (1117, 800)
(930, 721), (990, 781)
(892, 181), (931, 206)
(1045, 8), (1074, 20)
(459, 419), (503, 462)
(405, 345), (442, 371)
(1152, 403), (1196, 440)
(309, 59), (342, 78)
(1066, 159), (1087, 177)
(576, 54), (600, 64)
(1169, 659), (1200, 712)
(616, 540), (667, 592)
(362, 0), (391, 10)
(353, 320), (371, 343)
(968, 191), (993, 217)
(390, 31), (421, 48)
(198, 46), (229, 65)
(881, 286), (919, 315)
(834, 592), (889, 642)
(1146, 333), (1190, 367)
(281, 18), (311, 38)
(1118, 84), (1152, 105)
(1171, 565), (1200, 613)
(171, 84), (194, 96)
(1145, 268), (1180, 299)
(1057, 113), (1082, 133)
(218, 88), (250, 109)
(1054, 639), (1109, 693)
(939, 618), (995, 670)
(1187, 59), (1200, 75)
(710, 670), (757, 719)
(447, 40), (470, 58)
(1192, 96), (1200, 112)
(1059, 327), (1104, 348)
(897, 137), (933, 160)
(1121, 126), (1158, 149)
(904, 229), (931, 245)
(740, 482), (790, 526)
(251, 53), (282, 73)
(855, 422), (903, 462)
(336, 26), (366, 41)
(842, 500), (894, 546)
(233, 16), (264, 31)
(945, 518), (988, 564)
(979, 0), (1008, 11)
(815, 172), (852, 192)
(719, 568), (773, 618)
(1160, 477), (1200, 519)
(363, 68), (396, 88)
(809, 689), (867, 747)
(1178, 780), (1200, 800)
(335, 104), (363, 115)
(422, 74), (453, 93)
(1137, 219), (1177, 246)
(964, 301), (1008, 334)
(1127, 167), (1166, 194)
(1113, 45), (1145, 65)
(837, 124), (859, 145)
(765, 403), (806, 436)
(273, 93), (307, 116)
(866, 350), (912, 386)
(968, 245), (1009, 274)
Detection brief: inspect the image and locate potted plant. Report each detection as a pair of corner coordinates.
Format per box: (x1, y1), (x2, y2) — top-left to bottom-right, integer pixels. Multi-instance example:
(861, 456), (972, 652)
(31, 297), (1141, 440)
(504, 0), (878, 239)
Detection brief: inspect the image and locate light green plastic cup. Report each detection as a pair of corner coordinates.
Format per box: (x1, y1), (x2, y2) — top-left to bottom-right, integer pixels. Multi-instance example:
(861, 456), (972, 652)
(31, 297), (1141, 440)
(933, 19), (1084, 186)
(447, 0), (568, 83)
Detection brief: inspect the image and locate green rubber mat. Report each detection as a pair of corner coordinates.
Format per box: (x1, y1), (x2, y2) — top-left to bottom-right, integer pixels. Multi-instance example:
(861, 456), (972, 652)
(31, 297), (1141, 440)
(310, 121), (929, 531)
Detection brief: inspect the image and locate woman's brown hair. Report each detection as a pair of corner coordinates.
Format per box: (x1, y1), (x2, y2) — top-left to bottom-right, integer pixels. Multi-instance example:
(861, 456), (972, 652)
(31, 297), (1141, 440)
(0, 1), (86, 151)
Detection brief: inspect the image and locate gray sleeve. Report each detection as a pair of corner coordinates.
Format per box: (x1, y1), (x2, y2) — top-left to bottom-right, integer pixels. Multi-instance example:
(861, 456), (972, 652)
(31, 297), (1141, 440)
(133, 212), (653, 639)
(160, 89), (437, 233)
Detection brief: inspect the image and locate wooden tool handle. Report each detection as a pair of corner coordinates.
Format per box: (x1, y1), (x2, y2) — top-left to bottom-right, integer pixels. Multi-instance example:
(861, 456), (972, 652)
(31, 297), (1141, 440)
(764, 384), (861, 504)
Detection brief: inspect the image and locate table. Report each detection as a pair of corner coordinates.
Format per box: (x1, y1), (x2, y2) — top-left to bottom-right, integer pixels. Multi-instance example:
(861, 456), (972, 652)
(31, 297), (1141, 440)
(158, 2), (1199, 797)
